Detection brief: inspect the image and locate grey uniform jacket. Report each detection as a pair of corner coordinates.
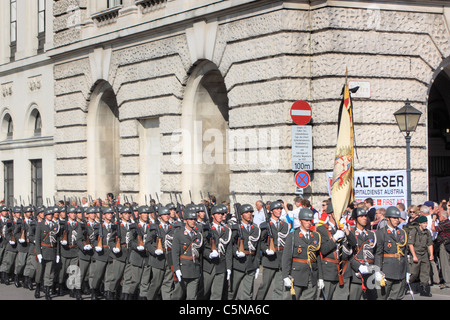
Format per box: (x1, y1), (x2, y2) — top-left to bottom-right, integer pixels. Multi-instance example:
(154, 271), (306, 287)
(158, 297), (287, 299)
(76, 221), (96, 261)
(109, 222), (133, 263)
(349, 228), (377, 284)
(93, 223), (115, 262)
(16, 219), (30, 254)
(374, 227), (409, 280)
(171, 225), (204, 279)
(60, 220), (81, 259)
(282, 228), (323, 287)
(202, 223), (232, 275)
(259, 220), (290, 270)
(230, 222), (261, 273)
(27, 220), (37, 255)
(129, 221), (150, 267)
(146, 222), (175, 270)
(5, 219), (20, 253)
(316, 223), (355, 281)
(35, 220), (61, 260)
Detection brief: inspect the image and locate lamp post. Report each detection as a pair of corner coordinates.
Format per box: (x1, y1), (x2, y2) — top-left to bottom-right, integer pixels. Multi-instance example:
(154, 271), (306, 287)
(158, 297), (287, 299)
(394, 100), (422, 208)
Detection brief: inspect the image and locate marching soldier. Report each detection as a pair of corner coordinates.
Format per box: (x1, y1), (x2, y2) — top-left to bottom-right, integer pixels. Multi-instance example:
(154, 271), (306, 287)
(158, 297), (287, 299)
(172, 206), (204, 300)
(58, 206), (81, 298)
(91, 206), (115, 300)
(348, 207), (378, 300)
(23, 206), (42, 291)
(122, 205), (150, 300)
(14, 206), (31, 288)
(0, 207), (21, 285)
(201, 204), (232, 300)
(147, 205), (176, 300)
(76, 206), (96, 296)
(256, 201), (290, 300)
(316, 203), (354, 300)
(35, 207), (61, 300)
(374, 206), (410, 300)
(282, 208), (323, 300)
(228, 204), (261, 300)
(0, 206), (9, 278)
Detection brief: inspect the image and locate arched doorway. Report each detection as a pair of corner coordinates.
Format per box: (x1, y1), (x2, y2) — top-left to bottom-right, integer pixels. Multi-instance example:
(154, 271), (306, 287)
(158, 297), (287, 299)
(428, 63), (450, 202)
(181, 60), (230, 204)
(87, 81), (120, 200)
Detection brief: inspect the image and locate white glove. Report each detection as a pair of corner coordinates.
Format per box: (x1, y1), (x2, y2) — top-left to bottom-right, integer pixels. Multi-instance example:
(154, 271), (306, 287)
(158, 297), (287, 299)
(209, 250), (219, 259)
(254, 268), (260, 279)
(317, 279), (324, 289)
(236, 250), (245, 258)
(95, 246), (102, 252)
(333, 230), (345, 241)
(406, 272), (411, 283)
(265, 249), (275, 256)
(375, 271), (382, 282)
(113, 247), (120, 254)
(155, 249), (163, 255)
(61, 240), (67, 246)
(37, 254), (42, 264)
(137, 246), (145, 251)
(283, 277), (292, 288)
(19, 238), (25, 243)
(9, 240), (15, 245)
(56, 255), (60, 264)
(358, 265), (369, 274)
(84, 244), (92, 251)
(227, 269), (231, 281)
(175, 270), (182, 282)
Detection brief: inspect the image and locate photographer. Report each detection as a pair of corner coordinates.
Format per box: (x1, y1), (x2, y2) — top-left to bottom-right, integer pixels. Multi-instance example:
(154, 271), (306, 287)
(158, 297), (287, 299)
(431, 209), (450, 288)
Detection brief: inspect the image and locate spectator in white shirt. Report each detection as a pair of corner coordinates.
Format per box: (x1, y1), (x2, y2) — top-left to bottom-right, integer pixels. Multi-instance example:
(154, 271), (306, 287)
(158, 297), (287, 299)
(253, 200), (266, 226)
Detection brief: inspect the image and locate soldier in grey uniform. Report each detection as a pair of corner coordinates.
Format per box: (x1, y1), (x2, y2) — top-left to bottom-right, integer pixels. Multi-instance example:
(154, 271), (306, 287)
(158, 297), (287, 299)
(256, 201), (290, 300)
(122, 205), (150, 300)
(0, 207), (21, 286)
(374, 206), (410, 300)
(35, 207), (61, 300)
(147, 205), (177, 300)
(172, 206), (204, 300)
(282, 208), (323, 300)
(23, 206), (41, 291)
(91, 206), (115, 300)
(76, 206), (96, 297)
(201, 204), (232, 300)
(348, 207), (378, 300)
(14, 206), (31, 288)
(58, 206), (81, 298)
(228, 204), (261, 300)
(0, 206), (9, 279)
(316, 203), (355, 300)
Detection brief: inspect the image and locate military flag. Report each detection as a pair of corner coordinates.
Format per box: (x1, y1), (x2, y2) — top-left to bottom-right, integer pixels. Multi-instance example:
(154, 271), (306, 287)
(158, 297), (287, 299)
(331, 69), (355, 227)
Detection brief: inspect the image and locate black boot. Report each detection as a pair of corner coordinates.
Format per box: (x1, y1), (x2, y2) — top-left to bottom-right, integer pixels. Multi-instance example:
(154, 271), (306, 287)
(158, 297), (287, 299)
(4, 273), (10, 285)
(14, 274), (21, 288)
(120, 293), (128, 300)
(44, 286), (52, 300)
(26, 277), (34, 290)
(35, 284), (41, 299)
(75, 289), (82, 300)
(420, 285), (433, 297)
(91, 289), (99, 300)
(0, 272), (4, 284)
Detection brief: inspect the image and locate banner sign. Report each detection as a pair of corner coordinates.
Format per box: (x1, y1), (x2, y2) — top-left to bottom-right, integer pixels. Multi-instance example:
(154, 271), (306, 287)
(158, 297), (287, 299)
(326, 170), (407, 208)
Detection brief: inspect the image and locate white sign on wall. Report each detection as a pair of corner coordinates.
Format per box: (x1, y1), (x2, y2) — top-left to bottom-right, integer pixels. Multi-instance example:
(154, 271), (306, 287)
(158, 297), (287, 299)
(348, 81), (371, 98)
(291, 125), (313, 171)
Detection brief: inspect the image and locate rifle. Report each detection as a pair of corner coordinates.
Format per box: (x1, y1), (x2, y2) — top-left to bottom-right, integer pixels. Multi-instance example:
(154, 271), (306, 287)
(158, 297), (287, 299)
(189, 190), (194, 205)
(200, 191), (210, 223)
(201, 191), (216, 253)
(114, 205), (121, 252)
(61, 196), (68, 244)
(97, 205), (103, 248)
(231, 191), (245, 253)
(19, 197), (26, 243)
(260, 191), (276, 252)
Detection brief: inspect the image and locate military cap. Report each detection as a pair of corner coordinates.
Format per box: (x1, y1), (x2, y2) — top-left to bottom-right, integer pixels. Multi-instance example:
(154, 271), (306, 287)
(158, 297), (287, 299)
(385, 206), (401, 218)
(52, 206), (60, 214)
(158, 206), (170, 216)
(417, 216), (427, 223)
(184, 204), (196, 212)
(184, 206), (197, 220)
(12, 206), (21, 213)
(121, 206), (132, 214)
(59, 206), (66, 213)
(66, 206), (77, 214)
(36, 206), (45, 214)
(102, 206), (114, 214)
(86, 207), (96, 215)
(211, 205), (224, 215)
(238, 204), (254, 215)
(131, 204), (139, 212)
(138, 205), (151, 214)
(0, 205), (8, 211)
(76, 207), (83, 214)
(326, 202), (334, 214)
(298, 208), (314, 221)
(269, 201), (283, 211)
(166, 203), (176, 211)
(351, 207), (367, 220)
(24, 206), (33, 212)
(219, 204), (229, 214)
(44, 208), (54, 216)
(196, 204), (205, 213)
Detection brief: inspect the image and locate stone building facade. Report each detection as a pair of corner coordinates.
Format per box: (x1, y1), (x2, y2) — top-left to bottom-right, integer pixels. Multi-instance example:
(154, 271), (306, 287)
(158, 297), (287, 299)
(2, 0), (450, 208)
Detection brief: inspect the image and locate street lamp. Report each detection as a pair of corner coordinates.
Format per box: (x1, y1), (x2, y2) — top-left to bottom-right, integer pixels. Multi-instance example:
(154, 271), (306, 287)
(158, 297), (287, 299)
(394, 100), (422, 208)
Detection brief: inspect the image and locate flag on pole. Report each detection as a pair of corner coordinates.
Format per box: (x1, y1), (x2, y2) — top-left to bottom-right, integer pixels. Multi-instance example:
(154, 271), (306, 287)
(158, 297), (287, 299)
(331, 69), (355, 227)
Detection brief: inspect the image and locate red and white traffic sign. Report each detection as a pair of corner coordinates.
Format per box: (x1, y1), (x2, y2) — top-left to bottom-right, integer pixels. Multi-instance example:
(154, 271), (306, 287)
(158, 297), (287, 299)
(295, 171), (310, 189)
(290, 100), (312, 125)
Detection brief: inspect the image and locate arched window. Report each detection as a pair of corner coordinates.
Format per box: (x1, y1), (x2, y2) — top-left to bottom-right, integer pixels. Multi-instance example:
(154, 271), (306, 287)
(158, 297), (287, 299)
(34, 111), (42, 136)
(6, 115), (13, 140)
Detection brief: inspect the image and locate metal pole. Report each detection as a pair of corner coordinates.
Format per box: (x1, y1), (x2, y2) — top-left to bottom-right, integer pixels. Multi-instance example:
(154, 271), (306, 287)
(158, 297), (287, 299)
(405, 133), (412, 208)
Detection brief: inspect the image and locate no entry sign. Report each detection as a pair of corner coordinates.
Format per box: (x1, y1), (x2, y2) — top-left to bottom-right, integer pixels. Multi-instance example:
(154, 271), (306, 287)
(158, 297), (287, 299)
(295, 171), (310, 189)
(290, 100), (312, 125)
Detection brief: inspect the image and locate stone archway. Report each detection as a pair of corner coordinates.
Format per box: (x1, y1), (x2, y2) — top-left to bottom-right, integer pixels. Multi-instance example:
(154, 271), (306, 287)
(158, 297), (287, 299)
(181, 60), (230, 203)
(428, 60), (450, 202)
(86, 81), (120, 200)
